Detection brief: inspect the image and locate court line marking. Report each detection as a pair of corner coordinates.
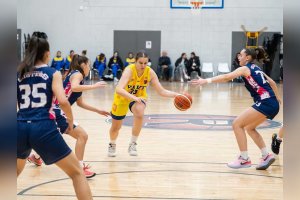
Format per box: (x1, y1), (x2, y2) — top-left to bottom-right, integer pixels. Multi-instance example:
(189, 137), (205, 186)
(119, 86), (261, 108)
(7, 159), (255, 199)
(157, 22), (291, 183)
(18, 169), (282, 196)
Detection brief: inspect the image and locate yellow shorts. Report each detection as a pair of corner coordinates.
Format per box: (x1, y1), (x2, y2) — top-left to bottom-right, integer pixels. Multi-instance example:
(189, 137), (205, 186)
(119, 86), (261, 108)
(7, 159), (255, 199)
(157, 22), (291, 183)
(111, 100), (146, 120)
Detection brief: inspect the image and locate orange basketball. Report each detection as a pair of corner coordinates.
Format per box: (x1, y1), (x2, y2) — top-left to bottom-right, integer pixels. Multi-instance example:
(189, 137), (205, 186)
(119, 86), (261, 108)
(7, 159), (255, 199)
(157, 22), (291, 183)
(174, 94), (192, 111)
(183, 92), (193, 104)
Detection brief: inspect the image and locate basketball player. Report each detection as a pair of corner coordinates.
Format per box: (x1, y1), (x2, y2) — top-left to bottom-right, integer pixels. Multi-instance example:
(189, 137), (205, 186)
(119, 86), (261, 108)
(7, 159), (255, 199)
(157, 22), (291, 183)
(108, 52), (180, 157)
(190, 47), (281, 170)
(28, 54), (110, 178)
(271, 126), (283, 155)
(17, 32), (93, 199)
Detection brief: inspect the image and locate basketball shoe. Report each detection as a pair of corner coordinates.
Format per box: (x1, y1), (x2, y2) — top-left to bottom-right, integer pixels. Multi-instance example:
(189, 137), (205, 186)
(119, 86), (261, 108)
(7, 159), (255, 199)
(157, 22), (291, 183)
(108, 143), (116, 157)
(256, 153), (275, 170)
(27, 154), (43, 166)
(271, 133), (282, 155)
(227, 156), (252, 169)
(128, 142), (138, 156)
(83, 163), (96, 178)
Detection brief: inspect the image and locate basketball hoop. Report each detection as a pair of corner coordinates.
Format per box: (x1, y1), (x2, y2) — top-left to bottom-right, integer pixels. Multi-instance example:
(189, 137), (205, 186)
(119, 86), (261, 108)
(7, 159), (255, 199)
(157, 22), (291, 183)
(189, 0), (204, 15)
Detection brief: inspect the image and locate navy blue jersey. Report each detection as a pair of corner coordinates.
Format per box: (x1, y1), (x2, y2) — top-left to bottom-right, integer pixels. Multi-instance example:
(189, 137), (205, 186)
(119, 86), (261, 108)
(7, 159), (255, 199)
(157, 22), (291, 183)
(17, 65), (56, 120)
(54, 70), (83, 109)
(242, 63), (276, 102)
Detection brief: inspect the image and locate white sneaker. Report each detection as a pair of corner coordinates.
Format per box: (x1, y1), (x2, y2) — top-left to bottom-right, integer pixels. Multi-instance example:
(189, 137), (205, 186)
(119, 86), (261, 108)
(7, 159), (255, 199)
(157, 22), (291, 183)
(128, 142), (138, 156)
(180, 78), (184, 83)
(108, 143), (116, 157)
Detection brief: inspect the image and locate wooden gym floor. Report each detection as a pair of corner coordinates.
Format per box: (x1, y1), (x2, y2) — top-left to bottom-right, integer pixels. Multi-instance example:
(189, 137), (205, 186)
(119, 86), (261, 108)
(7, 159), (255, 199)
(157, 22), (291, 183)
(17, 81), (283, 200)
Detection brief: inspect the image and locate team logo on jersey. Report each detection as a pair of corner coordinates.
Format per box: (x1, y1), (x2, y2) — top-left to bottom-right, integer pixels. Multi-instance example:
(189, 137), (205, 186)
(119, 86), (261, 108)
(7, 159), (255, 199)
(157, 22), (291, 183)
(106, 114), (282, 131)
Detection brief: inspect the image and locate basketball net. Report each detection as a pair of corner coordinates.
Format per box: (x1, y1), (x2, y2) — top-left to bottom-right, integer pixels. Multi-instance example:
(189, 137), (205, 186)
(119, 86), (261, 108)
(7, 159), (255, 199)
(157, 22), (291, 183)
(189, 0), (204, 15)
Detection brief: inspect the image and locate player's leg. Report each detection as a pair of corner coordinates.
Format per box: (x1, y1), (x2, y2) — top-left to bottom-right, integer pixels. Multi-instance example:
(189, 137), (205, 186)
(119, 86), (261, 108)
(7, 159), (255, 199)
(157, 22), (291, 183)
(108, 118), (123, 157)
(67, 126), (96, 178)
(228, 107), (264, 169)
(272, 126), (283, 155)
(32, 120), (93, 199)
(128, 101), (146, 156)
(17, 159), (27, 177)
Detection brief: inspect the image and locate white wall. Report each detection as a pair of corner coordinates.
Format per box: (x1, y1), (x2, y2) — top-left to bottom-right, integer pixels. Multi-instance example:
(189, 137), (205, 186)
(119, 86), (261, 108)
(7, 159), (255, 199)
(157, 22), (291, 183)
(17, 0), (283, 69)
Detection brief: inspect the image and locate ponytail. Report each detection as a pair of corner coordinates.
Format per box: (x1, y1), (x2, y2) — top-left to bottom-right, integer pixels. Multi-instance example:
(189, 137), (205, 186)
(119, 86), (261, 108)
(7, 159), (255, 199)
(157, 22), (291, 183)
(244, 47), (267, 63)
(68, 54), (89, 78)
(18, 32), (49, 78)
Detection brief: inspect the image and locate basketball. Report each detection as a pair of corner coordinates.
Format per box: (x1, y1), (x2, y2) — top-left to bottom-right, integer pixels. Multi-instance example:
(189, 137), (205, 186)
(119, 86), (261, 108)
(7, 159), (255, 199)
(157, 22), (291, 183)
(174, 94), (192, 111)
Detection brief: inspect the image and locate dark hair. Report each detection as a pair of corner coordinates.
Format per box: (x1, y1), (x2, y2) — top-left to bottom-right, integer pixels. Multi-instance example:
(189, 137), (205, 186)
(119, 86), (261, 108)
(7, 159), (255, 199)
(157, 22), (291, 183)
(82, 50), (87, 55)
(181, 53), (186, 57)
(99, 53), (105, 61)
(135, 52), (148, 61)
(68, 54), (89, 78)
(244, 47), (266, 62)
(191, 52), (196, 56)
(18, 31), (49, 78)
(70, 50), (74, 54)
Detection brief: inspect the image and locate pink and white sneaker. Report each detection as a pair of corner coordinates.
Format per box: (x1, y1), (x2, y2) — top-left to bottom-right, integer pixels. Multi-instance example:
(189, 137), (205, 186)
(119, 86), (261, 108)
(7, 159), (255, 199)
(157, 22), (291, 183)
(227, 156), (252, 169)
(256, 153), (275, 170)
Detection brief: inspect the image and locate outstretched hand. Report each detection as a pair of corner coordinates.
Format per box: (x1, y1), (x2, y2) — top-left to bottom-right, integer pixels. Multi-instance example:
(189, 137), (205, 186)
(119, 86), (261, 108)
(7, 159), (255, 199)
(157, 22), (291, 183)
(188, 78), (207, 85)
(94, 81), (107, 88)
(97, 110), (111, 117)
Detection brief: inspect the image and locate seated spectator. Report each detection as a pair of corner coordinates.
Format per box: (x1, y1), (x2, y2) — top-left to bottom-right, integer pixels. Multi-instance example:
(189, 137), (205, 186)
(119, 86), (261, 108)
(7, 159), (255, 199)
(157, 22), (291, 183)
(51, 50), (65, 72)
(81, 50), (87, 56)
(187, 52), (201, 78)
(124, 52), (136, 67)
(93, 53), (107, 80)
(158, 51), (173, 81)
(108, 51), (124, 81)
(175, 53), (190, 82)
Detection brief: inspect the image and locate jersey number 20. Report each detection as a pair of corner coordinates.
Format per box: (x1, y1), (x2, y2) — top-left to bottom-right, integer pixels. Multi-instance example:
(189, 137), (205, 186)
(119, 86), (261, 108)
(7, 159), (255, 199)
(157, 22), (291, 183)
(19, 83), (47, 109)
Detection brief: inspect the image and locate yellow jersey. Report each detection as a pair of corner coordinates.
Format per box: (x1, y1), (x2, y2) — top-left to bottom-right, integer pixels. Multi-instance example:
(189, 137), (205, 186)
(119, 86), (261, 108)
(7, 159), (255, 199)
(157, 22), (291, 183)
(111, 64), (151, 118)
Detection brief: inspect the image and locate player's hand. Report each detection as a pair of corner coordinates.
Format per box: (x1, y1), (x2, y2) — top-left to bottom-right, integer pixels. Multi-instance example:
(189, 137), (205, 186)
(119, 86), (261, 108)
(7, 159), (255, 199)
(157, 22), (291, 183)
(134, 97), (146, 104)
(189, 78), (206, 85)
(93, 81), (107, 88)
(66, 119), (74, 132)
(97, 110), (110, 117)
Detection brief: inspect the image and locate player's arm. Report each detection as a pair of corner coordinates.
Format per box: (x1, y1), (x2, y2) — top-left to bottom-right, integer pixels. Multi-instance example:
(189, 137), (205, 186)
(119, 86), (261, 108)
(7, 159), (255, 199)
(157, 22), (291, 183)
(76, 96), (110, 117)
(263, 72), (281, 104)
(150, 69), (179, 98)
(190, 66), (250, 85)
(52, 71), (73, 131)
(115, 67), (141, 102)
(70, 72), (107, 92)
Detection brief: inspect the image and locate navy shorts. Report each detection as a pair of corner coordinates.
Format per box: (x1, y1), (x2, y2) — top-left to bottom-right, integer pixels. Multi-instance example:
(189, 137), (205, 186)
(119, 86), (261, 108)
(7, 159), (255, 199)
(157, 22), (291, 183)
(17, 119), (72, 165)
(54, 109), (77, 134)
(252, 97), (280, 120)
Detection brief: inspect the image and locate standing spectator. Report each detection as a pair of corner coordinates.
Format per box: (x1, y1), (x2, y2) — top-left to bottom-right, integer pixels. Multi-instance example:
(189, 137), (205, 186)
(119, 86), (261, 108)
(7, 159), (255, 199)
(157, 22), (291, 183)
(108, 51), (124, 81)
(51, 50), (65, 73)
(125, 52), (136, 67)
(158, 51), (172, 81)
(81, 50), (87, 56)
(64, 50), (74, 76)
(187, 52), (201, 78)
(175, 53), (190, 82)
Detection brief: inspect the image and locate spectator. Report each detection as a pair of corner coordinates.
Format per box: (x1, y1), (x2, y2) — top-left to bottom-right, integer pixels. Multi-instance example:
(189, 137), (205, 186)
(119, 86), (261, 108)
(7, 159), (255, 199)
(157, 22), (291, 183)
(81, 50), (87, 56)
(51, 50), (65, 72)
(175, 53), (190, 82)
(64, 50), (74, 76)
(94, 53), (107, 80)
(187, 52), (201, 78)
(158, 51), (172, 81)
(125, 52), (136, 67)
(108, 51), (124, 81)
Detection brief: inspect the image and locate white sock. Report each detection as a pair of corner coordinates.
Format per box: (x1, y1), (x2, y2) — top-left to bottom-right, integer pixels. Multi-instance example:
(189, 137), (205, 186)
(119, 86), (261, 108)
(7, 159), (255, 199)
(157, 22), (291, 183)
(131, 135), (138, 143)
(79, 160), (84, 168)
(110, 140), (116, 144)
(261, 147), (269, 157)
(34, 154), (40, 159)
(240, 151), (248, 160)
